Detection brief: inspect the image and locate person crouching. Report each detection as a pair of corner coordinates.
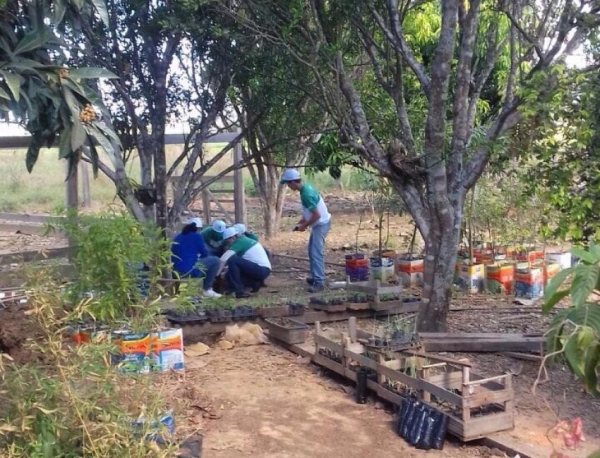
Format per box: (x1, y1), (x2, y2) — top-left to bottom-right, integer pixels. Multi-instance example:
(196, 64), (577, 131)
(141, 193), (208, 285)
(217, 227), (271, 299)
(171, 217), (222, 298)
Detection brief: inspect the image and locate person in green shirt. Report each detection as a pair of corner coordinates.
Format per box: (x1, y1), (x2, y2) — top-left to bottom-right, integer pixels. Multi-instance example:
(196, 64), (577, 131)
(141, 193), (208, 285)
(201, 219), (226, 256)
(217, 227), (272, 298)
(280, 168), (331, 292)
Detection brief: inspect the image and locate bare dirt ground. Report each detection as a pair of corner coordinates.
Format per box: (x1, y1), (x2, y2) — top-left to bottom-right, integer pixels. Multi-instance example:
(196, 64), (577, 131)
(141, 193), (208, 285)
(1, 193), (599, 458)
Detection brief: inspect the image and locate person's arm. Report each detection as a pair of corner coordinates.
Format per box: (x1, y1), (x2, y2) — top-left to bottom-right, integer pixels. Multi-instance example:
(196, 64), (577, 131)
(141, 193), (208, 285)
(196, 233), (209, 258)
(216, 249), (236, 276)
(297, 209), (320, 231)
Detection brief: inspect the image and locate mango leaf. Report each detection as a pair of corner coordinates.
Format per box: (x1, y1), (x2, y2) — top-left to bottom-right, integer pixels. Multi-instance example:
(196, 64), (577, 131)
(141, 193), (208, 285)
(25, 136), (42, 173)
(90, 0), (110, 27)
(58, 124), (71, 159)
(570, 246), (598, 264)
(68, 67), (118, 80)
(13, 30), (50, 55)
(70, 117), (87, 152)
(543, 267), (573, 313)
(53, 0), (67, 25)
(583, 342), (600, 395)
(0, 70), (21, 101)
(571, 265), (600, 307)
(564, 332), (588, 380)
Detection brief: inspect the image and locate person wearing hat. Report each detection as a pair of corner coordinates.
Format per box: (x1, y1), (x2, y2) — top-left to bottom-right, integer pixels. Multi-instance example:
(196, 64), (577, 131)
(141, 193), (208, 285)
(201, 219), (227, 256)
(280, 168), (331, 292)
(217, 227), (271, 298)
(233, 223), (258, 241)
(171, 217), (222, 298)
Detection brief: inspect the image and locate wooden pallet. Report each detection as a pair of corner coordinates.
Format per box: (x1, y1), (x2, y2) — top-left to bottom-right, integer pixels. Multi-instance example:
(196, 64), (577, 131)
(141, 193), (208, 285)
(312, 321), (514, 442)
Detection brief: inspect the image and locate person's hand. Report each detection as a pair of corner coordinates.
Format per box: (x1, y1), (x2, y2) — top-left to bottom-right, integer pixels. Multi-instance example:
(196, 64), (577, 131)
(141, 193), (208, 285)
(294, 223), (307, 232)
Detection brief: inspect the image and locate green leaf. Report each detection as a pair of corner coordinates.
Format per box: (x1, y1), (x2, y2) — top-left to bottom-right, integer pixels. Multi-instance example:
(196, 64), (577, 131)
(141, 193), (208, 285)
(1, 70), (21, 101)
(543, 267), (573, 312)
(68, 68), (118, 80)
(90, 0), (110, 27)
(542, 289), (570, 313)
(58, 124), (72, 159)
(583, 342), (600, 395)
(571, 265), (600, 307)
(589, 242), (600, 260)
(14, 31), (47, 55)
(70, 118), (87, 152)
(53, 0), (67, 25)
(25, 138), (42, 173)
(570, 246), (598, 264)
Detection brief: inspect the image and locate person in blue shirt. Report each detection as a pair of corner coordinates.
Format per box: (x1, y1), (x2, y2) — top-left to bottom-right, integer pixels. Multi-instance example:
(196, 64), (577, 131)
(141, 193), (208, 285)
(171, 217), (222, 298)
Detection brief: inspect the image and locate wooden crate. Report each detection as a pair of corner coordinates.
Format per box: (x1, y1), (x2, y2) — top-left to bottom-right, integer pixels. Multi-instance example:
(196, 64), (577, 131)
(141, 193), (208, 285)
(313, 322), (514, 442)
(345, 279), (402, 311)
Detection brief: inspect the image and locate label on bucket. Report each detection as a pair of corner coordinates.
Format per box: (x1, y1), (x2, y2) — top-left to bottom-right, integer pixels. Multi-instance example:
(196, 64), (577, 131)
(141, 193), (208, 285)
(369, 257), (394, 268)
(111, 331), (153, 373)
(151, 328), (184, 372)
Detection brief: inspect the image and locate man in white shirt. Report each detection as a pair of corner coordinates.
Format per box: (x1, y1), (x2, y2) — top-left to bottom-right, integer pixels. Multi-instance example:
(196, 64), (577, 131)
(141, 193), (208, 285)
(280, 168), (331, 292)
(218, 227), (272, 299)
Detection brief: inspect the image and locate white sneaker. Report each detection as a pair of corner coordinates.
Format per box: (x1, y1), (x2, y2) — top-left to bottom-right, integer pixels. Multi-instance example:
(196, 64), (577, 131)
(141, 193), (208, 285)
(203, 289), (222, 298)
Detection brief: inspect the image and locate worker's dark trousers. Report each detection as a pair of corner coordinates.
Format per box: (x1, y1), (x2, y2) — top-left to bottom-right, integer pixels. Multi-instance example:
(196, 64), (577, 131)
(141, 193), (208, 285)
(225, 255), (271, 293)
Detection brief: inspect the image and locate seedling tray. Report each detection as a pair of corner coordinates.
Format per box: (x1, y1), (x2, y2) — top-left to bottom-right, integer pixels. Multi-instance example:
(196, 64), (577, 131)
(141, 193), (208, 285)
(264, 318), (309, 345)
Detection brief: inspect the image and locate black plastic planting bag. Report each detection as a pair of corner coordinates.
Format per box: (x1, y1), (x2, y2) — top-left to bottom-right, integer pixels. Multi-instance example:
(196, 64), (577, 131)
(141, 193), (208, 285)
(431, 410), (449, 450)
(407, 404), (428, 445)
(396, 398), (410, 435)
(400, 399), (419, 439)
(396, 398), (449, 450)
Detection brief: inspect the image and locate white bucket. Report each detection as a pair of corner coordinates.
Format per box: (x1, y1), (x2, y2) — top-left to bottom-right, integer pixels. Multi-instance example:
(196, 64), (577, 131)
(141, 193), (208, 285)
(369, 257), (395, 283)
(545, 252), (572, 270)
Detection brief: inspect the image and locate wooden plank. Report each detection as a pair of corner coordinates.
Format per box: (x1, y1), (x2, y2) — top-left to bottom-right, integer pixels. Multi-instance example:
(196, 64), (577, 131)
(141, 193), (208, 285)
(463, 389), (514, 408)
(426, 371), (463, 390)
(314, 335), (344, 354)
(422, 337), (545, 353)
(0, 223), (64, 236)
(457, 411), (514, 441)
(170, 175), (235, 185)
(419, 332), (543, 339)
(0, 132), (240, 150)
(401, 350), (472, 367)
(0, 247), (71, 265)
(502, 352), (544, 362)
(313, 353), (346, 376)
(0, 213), (66, 224)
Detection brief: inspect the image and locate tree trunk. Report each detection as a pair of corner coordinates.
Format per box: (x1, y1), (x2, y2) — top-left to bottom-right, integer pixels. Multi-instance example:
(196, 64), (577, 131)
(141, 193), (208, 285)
(262, 184), (286, 239)
(417, 222), (461, 332)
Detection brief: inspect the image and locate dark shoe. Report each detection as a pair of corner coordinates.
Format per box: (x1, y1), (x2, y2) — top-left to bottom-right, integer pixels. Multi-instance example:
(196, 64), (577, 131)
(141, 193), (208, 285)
(235, 292), (250, 299)
(306, 278), (315, 285)
(251, 284), (261, 293)
(307, 284), (324, 293)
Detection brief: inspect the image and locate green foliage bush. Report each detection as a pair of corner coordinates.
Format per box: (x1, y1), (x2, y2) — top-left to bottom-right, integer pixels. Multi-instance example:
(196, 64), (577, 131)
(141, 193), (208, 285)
(544, 243), (600, 395)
